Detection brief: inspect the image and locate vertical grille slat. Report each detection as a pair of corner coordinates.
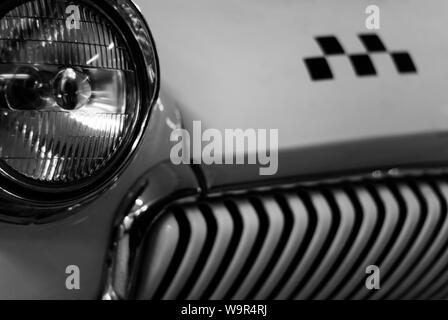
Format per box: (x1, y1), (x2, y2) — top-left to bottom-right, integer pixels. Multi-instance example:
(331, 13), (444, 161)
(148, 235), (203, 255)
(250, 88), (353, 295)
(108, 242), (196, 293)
(135, 176), (448, 300)
(299, 189), (356, 300)
(334, 185), (395, 299)
(151, 208), (191, 300)
(254, 193), (308, 300)
(137, 214), (180, 300)
(200, 201), (243, 299)
(277, 191), (333, 299)
(267, 191), (318, 299)
(187, 203), (233, 300)
(162, 207), (207, 300)
(402, 181), (448, 299)
(383, 183), (441, 299)
(211, 200), (260, 300)
(292, 188), (344, 299)
(315, 186), (370, 300)
(177, 205), (218, 300)
(360, 184), (421, 300)
(418, 183), (448, 299)
(233, 197), (285, 300)
(224, 197), (271, 300)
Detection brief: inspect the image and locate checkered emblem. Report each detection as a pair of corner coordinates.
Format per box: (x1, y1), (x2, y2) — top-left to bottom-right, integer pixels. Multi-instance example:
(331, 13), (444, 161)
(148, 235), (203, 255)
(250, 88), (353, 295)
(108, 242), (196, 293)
(304, 34), (417, 81)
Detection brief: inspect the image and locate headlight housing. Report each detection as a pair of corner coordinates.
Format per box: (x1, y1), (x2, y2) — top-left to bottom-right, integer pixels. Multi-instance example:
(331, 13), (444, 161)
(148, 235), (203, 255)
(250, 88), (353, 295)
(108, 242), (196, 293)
(0, 0), (159, 222)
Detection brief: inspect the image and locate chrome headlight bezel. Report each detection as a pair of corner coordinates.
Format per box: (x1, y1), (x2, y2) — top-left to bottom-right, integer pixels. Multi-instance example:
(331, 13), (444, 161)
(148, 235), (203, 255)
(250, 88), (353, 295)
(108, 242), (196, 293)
(0, 0), (159, 223)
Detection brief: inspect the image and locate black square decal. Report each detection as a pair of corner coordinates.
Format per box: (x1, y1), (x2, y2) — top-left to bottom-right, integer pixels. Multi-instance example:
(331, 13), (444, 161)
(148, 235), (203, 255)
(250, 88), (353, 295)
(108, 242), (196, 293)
(304, 34), (417, 81)
(304, 57), (333, 80)
(391, 52), (417, 73)
(359, 34), (387, 52)
(315, 36), (345, 55)
(349, 54), (377, 76)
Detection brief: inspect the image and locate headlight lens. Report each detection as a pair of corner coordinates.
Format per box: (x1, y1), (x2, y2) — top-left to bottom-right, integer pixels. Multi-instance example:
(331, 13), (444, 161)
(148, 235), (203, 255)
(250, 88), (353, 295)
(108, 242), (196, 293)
(0, 0), (147, 187)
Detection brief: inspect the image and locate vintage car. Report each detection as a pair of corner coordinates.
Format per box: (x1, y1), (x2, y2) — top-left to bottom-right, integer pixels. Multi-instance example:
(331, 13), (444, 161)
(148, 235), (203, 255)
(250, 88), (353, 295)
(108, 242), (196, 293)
(0, 0), (448, 300)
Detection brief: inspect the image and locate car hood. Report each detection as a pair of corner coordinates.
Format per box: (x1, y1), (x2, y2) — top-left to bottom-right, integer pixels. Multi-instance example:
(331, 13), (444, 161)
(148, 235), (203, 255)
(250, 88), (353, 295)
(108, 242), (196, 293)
(138, 0), (448, 188)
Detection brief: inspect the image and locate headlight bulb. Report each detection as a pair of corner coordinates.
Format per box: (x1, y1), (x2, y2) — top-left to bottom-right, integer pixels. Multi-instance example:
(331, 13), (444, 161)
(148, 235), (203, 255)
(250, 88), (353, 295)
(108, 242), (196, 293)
(53, 68), (92, 111)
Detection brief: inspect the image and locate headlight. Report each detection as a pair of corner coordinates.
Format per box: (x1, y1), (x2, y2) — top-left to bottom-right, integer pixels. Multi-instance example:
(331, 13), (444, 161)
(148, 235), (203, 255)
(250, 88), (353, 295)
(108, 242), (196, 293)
(0, 0), (158, 220)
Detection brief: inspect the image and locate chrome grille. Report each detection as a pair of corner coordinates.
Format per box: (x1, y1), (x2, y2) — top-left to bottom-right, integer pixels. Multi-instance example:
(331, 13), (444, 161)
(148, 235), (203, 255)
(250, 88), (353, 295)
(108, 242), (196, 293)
(135, 176), (448, 300)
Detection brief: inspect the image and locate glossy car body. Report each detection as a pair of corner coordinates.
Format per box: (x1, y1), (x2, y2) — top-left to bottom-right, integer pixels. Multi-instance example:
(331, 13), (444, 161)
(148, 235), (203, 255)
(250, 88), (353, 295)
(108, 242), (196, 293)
(1, 0), (448, 299)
